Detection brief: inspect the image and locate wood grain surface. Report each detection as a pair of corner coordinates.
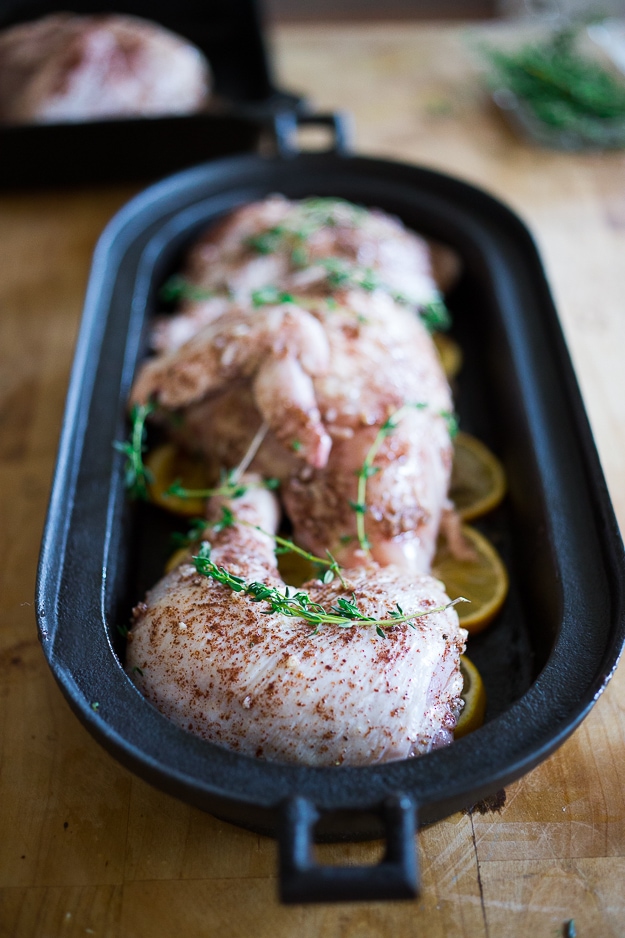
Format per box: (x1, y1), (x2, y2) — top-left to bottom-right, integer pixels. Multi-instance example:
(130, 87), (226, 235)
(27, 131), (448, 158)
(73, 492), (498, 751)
(1, 23), (625, 938)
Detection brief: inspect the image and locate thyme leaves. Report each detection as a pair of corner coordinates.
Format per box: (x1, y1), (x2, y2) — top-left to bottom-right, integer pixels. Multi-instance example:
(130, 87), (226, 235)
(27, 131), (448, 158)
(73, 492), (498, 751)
(317, 257), (451, 330)
(173, 505), (346, 588)
(193, 541), (465, 636)
(351, 402), (457, 554)
(113, 402), (155, 500)
(166, 473), (279, 503)
(159, 276), (214, 304)
(484, 27), (625, 143)
(266, 532), (345, 587)
(251, 286), (295, 307)
(420, 295), (452, 333)
(245, 198), (367, 265)
(440, 409), (459, 439)
(159, 263), (451, 336)
(171, 517), (211, 549)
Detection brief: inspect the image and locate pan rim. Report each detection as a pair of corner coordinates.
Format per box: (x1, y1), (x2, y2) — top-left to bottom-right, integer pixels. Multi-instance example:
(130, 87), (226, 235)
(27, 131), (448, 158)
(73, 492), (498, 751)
(36, 151), (625, 822)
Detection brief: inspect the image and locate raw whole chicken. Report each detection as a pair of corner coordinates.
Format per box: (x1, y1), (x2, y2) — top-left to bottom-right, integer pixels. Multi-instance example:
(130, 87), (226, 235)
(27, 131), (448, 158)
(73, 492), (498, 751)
(0, 13), (210, 124)
(127, 484), (467, 765)
(126, 196), (467, 766)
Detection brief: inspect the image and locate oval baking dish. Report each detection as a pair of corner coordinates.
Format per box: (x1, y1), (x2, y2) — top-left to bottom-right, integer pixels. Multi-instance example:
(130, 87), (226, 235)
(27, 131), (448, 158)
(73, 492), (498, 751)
(36, 120), (625, 904)
(0, 0), (301, 187)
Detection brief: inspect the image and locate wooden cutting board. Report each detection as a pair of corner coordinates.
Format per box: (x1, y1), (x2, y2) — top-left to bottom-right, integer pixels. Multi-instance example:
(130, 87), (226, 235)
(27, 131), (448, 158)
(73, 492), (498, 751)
(1, 22), (624, 938)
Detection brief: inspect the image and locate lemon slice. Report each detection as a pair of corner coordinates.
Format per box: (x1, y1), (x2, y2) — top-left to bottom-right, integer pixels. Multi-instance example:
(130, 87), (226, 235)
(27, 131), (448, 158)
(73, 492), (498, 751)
(432, 524), (509, 634)
(455, 655), (487, 739)
(433, 333), (463, 380)
(277, 551), (317, 587)
(145, 443), (210, 517)
(164, 546), (193, 574)
(450, 432), (506, 522)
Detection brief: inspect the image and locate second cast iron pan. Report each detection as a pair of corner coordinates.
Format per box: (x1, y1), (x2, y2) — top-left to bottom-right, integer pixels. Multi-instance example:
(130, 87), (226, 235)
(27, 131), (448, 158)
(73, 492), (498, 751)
(0, 0), (302, 186)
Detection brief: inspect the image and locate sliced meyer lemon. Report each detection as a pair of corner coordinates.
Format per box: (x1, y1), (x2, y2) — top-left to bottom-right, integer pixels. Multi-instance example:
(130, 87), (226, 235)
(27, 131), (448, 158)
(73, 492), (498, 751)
(450, 432), (506, 522)
(146, 443), (210, 517)
(433, 333), (463, 381)
(432, 524), (508, 634)
(164, 545), (193, 574)
(277, 551), (317, 587)
(455, 655), (487, 739)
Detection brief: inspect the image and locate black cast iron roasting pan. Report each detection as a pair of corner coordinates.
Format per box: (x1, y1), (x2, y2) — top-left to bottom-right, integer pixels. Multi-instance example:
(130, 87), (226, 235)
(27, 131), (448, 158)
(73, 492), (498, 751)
(36, 115), (625, 904)
(0, 0), (302, 187)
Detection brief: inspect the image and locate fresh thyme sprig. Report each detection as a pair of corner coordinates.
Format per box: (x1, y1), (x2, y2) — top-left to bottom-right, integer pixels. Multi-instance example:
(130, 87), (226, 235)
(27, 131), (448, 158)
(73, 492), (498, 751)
(420, 295), (452, 332)
(193, 541), (466, 637)
(352, 403), (425, 554)
(245, 199), (367, 267)
(271, 534), (345, 587)
(226, 508), (346, 587)
(351, 402), (458, 554)
(171, 517), (210, 548)
(483, 27), (625, 142)
(251, 286), (296, 307)
(166, 472), (280, 503)
(113, 402), (156, 500)
(160, 260), (450, 334)
(246, 228), (286, 256)
(159, 275), (214, 304)
(316, 258), (451, 331)
(440, 409), (459, 438)
(319, 257), (380, 292)
(318, 257), (415, 306)
(174, 506), (347, 587)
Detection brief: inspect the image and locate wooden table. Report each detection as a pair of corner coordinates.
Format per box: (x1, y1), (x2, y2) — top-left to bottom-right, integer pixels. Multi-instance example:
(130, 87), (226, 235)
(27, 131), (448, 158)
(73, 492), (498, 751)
(1, 23), (625, 937)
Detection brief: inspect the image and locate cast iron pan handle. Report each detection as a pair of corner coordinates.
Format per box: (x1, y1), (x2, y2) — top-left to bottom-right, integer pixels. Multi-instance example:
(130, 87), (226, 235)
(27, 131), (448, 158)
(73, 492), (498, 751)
(278, 793), (419, 904)
(272, 112), (351, 158)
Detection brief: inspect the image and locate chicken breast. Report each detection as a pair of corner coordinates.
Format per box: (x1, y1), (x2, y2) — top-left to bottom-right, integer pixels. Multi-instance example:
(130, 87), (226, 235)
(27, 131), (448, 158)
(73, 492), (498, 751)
(126, 485), (467, 765)
(133, 287), (453, 572)
(150, 196), (444, 353)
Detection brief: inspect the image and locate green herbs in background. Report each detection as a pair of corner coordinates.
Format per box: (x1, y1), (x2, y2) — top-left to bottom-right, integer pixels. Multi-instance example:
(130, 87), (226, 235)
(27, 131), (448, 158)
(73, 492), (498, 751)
(245, 197), (367, 265)
(113, 402), (155, 500)
(484, 26), (625, 148)
(171, 517), (210, 549)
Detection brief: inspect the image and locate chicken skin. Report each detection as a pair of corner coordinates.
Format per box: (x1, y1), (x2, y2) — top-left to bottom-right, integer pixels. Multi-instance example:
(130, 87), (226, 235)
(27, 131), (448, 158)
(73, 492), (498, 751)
(133, 286), (453, 572)
(150, 196), (445, 353)
(126, 485), (467, 765)
(126, 198), (466, 764)
(0, 13), (210, 124)
(132, 198), (455, 571)
(132, 301), (333, 469)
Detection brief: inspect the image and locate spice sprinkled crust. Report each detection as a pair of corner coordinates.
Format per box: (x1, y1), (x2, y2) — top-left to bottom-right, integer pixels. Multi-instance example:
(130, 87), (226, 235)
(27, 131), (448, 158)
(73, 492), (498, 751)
(127, 486), (467, 765)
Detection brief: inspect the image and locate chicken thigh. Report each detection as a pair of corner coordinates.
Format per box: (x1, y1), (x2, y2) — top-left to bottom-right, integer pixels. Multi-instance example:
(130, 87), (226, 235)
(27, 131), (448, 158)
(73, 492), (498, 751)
(126, 485), (467, 765)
